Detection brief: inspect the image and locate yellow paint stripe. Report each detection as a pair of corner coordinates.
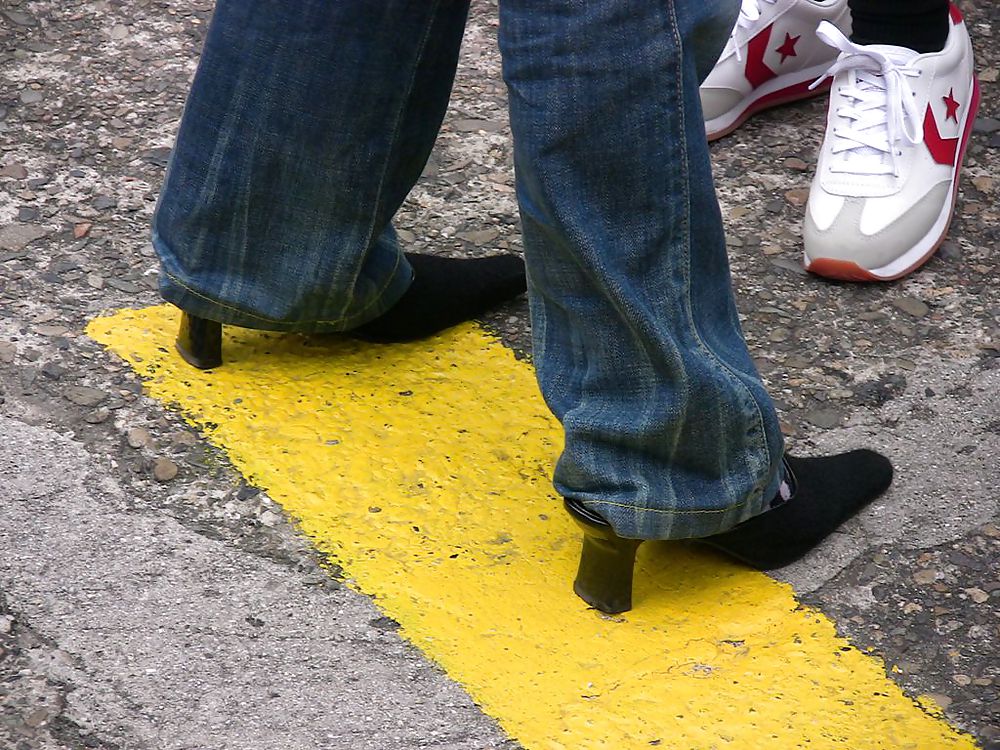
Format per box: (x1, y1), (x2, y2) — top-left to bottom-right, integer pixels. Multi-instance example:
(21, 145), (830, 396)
(89, 305), (976, 750)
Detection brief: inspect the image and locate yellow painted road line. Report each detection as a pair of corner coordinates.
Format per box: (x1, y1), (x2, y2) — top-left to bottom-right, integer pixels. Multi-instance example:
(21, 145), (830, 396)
(89, 305), (977, 750)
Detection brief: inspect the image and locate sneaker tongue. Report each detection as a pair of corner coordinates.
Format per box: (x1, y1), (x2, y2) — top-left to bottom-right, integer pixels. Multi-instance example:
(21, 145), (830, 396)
(852, 45), (919, 95)
(838, 45), (919, 168)
(861, 43), (921, 67)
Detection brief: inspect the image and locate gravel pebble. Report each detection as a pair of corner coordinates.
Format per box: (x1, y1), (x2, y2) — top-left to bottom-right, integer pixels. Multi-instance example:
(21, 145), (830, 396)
(458, 228), (500, 244)
(965, 588), (990, 604)
(783, 188), (810, 206)
(64, 386), (106, 407)
(127, 427), (152, 448)
(893, 296), (930, 318)
(91, 195), (118, 210)
(913, 569), (938, 585)
(973, 117), (1000, 134)
(803, 409), (843, 429)
(1, 10), (36, 25)
(0, 163), (29, 179)
(153, 457), (179, 482)
(0, 224), (49, 252)
(85, 407), (111, 424)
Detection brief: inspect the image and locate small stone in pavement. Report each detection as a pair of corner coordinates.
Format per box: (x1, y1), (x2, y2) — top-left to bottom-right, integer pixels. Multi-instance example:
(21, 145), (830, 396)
(784, 188), (810, 207)
(892, 296), (930, 318)
(0, 225), (49, 252)
(1, 10), (36, 25)
(84, 408), (110, 424)
(0, 163), (28, 179)
(91, 195), (118, 210)
(170, 431), (198, 447)
(142, 147), (172, 166)
(804, 409), (843, 429)
(127, 427), (152, 448)
(457, 228), (500, 244)
(936, 240), (961, 261)
(770, 257), (809, 276)
(153, 458), (179, 482)
(973, 117), (1000, 134)
(64, 386), (106, 407)
(105, 278), (140, 293)
(913, 568), (938, 584)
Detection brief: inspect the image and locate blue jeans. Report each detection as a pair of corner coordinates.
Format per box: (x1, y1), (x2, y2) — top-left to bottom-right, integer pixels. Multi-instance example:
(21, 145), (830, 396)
(153, 0), (785, 539)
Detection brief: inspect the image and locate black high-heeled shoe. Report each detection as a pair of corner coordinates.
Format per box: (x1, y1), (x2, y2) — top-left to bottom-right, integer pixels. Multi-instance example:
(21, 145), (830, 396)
(565, 449), (893, 614)
(564, 499), (643, 614)
(175, 312), (223, 370)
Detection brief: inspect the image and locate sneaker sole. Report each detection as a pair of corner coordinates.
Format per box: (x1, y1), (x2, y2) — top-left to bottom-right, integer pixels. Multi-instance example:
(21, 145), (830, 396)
(705, 68), (833, 142)
(805, 75), (981, 282)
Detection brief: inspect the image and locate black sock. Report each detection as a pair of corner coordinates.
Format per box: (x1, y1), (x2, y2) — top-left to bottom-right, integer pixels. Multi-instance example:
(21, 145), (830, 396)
(702, 450), (893, 569)
(848, 0), (951, 53)
(351, 252), (526, 342)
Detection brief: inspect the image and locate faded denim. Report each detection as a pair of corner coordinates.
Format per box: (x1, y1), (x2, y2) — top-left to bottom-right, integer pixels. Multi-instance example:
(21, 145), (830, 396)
(501, 0), (784, 538)
(153, 0), (785, 539)
(154, 1), (472, 332)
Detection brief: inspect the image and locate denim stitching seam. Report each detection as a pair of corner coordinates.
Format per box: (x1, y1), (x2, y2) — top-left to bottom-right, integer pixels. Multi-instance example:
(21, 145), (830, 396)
(161, 261), (403, 327)
(340, 1), (444, 317)
(586, 497), (752, 515)
(666, 0), (772, 493)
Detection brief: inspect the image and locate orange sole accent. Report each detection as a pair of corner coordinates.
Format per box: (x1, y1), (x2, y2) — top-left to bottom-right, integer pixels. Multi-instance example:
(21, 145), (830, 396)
(805, 258), (881, 282)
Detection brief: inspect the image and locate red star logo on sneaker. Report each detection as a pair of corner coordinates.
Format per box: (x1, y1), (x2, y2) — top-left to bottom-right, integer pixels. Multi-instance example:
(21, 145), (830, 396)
(745, 24), (777, 87)
(776, 33), (800, 63)
(923, 103), (959, 166)
(943, 88), (960, 122)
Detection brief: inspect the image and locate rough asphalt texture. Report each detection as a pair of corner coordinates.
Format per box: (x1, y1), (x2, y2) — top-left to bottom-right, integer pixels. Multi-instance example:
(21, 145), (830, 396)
(1, 0), (998, 748)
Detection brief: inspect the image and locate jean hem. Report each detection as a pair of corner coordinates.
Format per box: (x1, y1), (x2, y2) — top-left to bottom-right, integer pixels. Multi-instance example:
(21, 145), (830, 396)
(156, 260), (413, 334)
(575, 456), (786, 541)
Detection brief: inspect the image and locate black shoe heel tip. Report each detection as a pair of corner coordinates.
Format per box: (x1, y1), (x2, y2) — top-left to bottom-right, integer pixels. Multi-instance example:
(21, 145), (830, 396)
(176, 312), (223, 370)
(565, 499), (642, 614)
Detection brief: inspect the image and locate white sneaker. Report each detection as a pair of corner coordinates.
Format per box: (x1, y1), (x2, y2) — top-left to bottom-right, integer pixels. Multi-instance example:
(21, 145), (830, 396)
(804, 5), (979, 281)
(700, 0), (851, 141)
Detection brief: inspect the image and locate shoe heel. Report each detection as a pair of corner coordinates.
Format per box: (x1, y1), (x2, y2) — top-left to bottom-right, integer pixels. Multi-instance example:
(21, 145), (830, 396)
(176, 312), (223, 370)
(565, 500), (642, 614)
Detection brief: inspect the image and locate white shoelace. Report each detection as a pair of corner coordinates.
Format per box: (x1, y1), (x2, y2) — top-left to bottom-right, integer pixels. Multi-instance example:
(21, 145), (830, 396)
(810, 21), (924, 177)
(731, 0), (778, 62)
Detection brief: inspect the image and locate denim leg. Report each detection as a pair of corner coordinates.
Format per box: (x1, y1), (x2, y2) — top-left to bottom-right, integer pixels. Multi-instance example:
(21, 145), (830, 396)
(499, 0), (785, 539)
(688, 0), (742, 83)
(153, 0), (470, 332)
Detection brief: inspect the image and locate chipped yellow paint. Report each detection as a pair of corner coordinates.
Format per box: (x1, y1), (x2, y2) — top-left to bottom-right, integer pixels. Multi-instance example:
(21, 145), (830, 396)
(89, 305), (977, 750)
